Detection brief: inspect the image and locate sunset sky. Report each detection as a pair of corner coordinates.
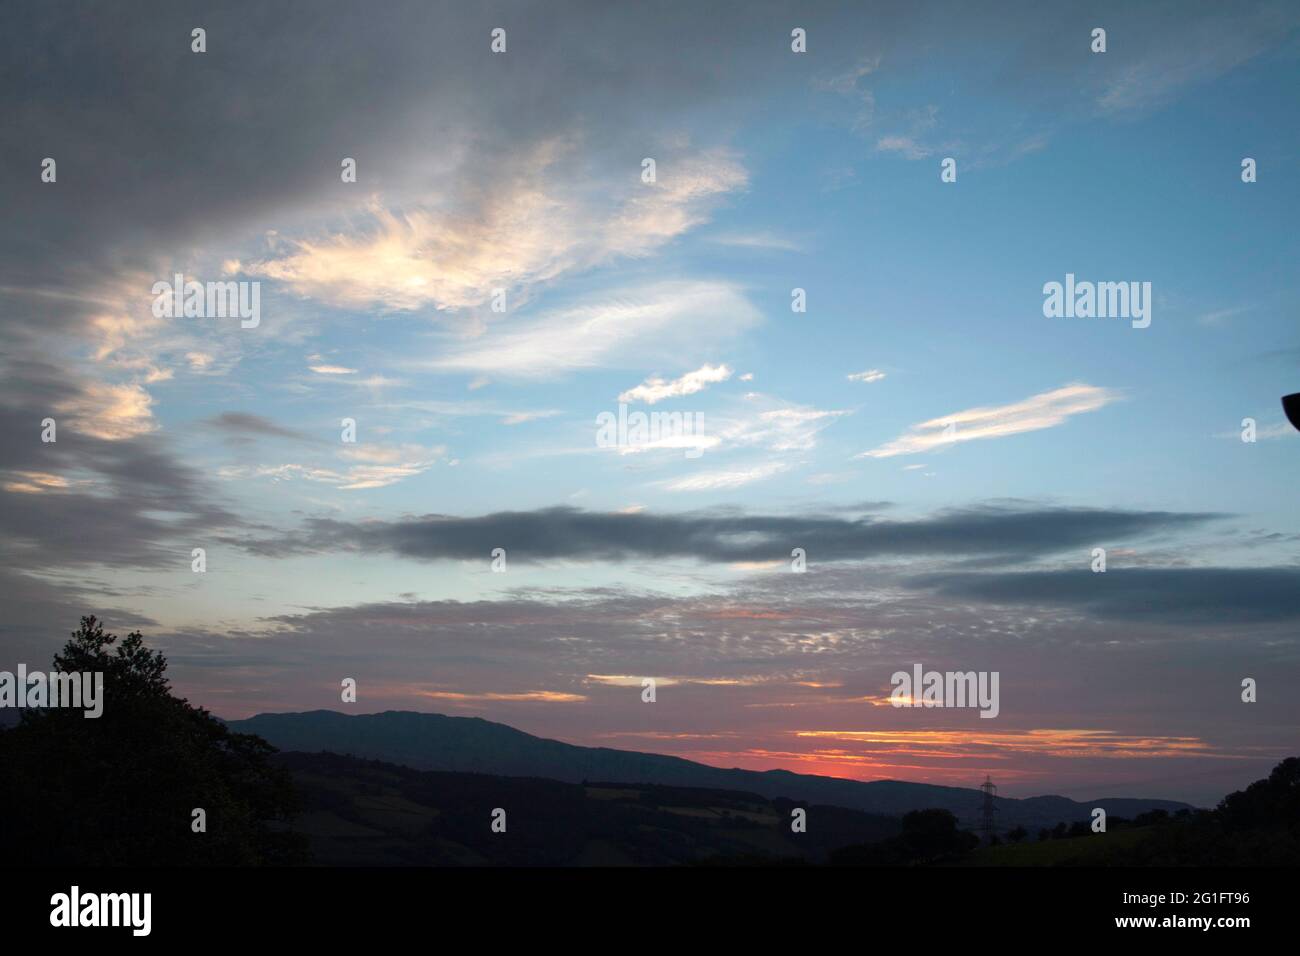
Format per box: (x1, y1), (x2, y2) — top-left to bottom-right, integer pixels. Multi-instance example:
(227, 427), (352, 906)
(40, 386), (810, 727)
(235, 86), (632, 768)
(2, 1), (1299, 805)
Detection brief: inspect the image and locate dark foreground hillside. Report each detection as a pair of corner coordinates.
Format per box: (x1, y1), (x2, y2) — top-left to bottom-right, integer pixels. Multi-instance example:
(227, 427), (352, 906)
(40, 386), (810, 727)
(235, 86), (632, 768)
(276, 751), (901, 866)
(291, 750), (1300, 868)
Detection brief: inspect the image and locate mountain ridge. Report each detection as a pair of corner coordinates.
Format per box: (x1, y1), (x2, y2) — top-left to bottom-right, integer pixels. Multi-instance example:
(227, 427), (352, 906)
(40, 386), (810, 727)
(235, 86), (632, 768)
(227, 709), (1194, 829)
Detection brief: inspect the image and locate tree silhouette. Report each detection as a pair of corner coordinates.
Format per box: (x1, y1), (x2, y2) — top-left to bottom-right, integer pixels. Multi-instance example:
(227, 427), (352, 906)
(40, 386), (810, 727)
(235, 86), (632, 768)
(0, 616), (308, 865)
(830, 808), (978, 865)
(1218, 756), (1300, 830)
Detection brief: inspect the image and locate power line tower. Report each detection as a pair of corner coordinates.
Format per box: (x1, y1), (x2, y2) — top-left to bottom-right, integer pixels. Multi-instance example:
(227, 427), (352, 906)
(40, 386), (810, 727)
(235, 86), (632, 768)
(977, 774), (999, 842)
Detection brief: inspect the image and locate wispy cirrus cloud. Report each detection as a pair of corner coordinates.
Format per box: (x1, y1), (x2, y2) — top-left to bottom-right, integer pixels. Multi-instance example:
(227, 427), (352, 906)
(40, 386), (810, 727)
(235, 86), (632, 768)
(250, 145), (746, 316)
(815, 56), (879, 132)
(424, 280), (760, 378)
(619, 363), (733, 404)
(658, 460), (789, 492)
(857, 383), (1119, 459)
(500, 409), (561, 426)
(587, 674), (767, 688)
(218, 443), (445, 491)
(1213, 420), (1296, 441)
(599, 394), (847, 462)
(1095, 7), (1299, 116)
(709, 397), (849, 454)
(708, 231), (803, 252)
(875, 135), (932, 160)
(793, 729), (1216, 760)
(422, 689), (586, 704)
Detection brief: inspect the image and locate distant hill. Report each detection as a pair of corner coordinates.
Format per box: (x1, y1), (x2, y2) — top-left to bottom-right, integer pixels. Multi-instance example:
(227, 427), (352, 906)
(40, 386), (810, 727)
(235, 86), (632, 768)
(278, 750), (901, 865)
(230, 710), (1193, 830)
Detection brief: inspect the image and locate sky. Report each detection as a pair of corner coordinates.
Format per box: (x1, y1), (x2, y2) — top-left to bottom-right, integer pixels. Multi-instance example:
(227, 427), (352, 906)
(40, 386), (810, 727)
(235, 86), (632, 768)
(2, 0), (1299, 805)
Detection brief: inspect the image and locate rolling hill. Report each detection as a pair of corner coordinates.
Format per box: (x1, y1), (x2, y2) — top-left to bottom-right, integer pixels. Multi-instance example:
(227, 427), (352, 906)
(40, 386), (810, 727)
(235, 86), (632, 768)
(229, 709), (1193, 830)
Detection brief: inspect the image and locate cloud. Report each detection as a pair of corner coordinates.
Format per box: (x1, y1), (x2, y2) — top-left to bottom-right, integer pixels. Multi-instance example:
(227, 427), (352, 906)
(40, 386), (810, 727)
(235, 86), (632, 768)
(586, 674), (679, 687)
(1095, 7), (1299, 116)
(2, 471), (73, 494)
(0, 0), (799, 319)
(910, 567), (1300, 625)
(794, 729), (1214, 760)
(424, 280), (761, 378)
(1213, 420), (1296, 441)
(605, 149), (749, 254)
(586, 674), (763, 688)
(592, 395), (846, 462)
(329, 374), (406, 389)
(875, 135), (931, 160)
(619, 364), (733, 405)
(231, 503), (1218, 566)
(0, 365), (243, 574)
(220, 443), (445, 491)
(1197, 305), (1253, 328)
(251, 144), (577, 314)
(309, 364), (357, 375)
(55, 381), (157, 441)
(250, 146), (746, 316)
(500, 410), (561, 426)
(857, 384), (1119, 458)
(659, 461), (789, 492)
(422, 690), (585, 704)
(333, 444), (443, 490)
(204, 412), (318, 444)
(847, 369), (886, 384)
(708, 398), (849, 454)
(815, 56), (879, 131)
(708, 232), (803, 252)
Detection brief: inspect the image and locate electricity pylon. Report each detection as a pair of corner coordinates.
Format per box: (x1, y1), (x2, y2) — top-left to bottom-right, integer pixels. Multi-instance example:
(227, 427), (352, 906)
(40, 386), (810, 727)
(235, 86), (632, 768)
(977, 774), (999, 842)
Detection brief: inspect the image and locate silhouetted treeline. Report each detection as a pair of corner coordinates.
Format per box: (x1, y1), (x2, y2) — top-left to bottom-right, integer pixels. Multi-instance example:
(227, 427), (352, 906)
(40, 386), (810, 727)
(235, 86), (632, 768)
(1079, 759), (1300, 865)
(0, 617), (307, 865)
(977, 761), (1300, 866)
(1029, 807), (1191, 843)
(829, 808), (979, 865)
(812, 763), (1300, 867)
